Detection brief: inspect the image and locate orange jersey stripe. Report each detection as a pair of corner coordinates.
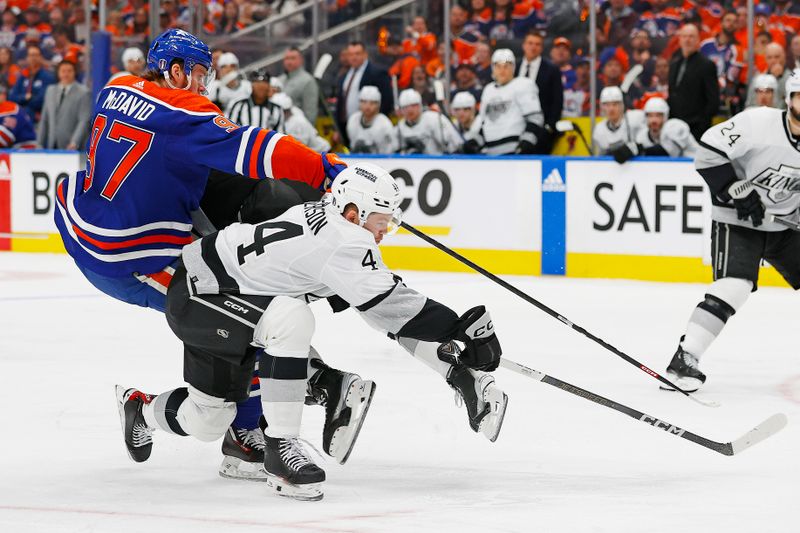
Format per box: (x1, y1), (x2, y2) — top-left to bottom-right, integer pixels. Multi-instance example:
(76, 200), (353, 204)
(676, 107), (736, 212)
(107, 75), (222, 115)
(249, 129), (268, 178)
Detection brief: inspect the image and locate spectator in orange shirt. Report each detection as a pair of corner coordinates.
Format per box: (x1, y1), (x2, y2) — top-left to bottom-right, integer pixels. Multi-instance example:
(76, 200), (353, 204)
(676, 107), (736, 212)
(404, 16), (437, 69)
(469, 0), (491, 34)
(386, 36), (420, 90)
(0, 46), (20, 88)
(17, 7), (51, 37)
(51, 25), (83, 66)
(450, 4), (480, 64)
(771, 0), (800, 35)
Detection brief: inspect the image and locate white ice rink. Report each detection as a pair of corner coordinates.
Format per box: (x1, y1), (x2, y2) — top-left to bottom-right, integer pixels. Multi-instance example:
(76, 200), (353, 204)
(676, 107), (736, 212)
(0, 252), (797, 533)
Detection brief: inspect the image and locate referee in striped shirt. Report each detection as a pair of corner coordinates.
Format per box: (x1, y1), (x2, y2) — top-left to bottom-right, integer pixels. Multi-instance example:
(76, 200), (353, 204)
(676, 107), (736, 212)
(226, 69), (285, 132)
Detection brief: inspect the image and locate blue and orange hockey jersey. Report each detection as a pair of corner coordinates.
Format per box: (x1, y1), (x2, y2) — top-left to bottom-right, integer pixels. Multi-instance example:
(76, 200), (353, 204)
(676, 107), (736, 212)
(54, 75), (341, 278)
(0, 101), (36, 148)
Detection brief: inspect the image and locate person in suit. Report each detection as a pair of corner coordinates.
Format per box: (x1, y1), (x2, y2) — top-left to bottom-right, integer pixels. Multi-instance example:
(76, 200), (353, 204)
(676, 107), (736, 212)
(335, 41), (393, 146)
(37, 60), (91, 149)
(516, 31), (563, 153)
(667, 23), (719, 141)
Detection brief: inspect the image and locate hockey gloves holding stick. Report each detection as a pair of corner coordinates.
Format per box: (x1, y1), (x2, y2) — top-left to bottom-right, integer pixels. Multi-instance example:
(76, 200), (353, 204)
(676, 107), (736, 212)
(725, 180), (765, 227)
(440, 306), (502, 371)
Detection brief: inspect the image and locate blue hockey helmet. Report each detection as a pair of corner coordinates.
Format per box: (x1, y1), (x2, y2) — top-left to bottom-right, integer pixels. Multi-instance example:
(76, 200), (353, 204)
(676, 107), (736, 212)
(147, 29), (214, 89)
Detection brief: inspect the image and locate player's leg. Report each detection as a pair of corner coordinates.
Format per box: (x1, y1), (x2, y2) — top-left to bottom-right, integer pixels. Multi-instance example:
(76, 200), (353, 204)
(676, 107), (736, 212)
(254, 296), (326, 501)
(306, 347), (376, 464)
(763, 228), (800, 291)
(663, 221), (761, 392)
(397, 337), (508, 442)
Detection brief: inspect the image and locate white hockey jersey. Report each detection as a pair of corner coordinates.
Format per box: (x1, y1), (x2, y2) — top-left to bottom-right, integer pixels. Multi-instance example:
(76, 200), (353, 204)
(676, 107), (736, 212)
(395, 109), (462, 155)
(477, 77), (544, 155)
(208, 78), (252, 112)
(636, 118), (699, 158)
(181, 201), (428, 336)
(696, 106), (800, 231)
(347, 112), (396, 154)
(284, 107), (331, 152)
(593, 110), (645, 155)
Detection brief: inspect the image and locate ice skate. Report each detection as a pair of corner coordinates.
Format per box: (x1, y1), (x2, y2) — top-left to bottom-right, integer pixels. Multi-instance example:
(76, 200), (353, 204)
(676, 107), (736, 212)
(446, 361), (508, 442)
(219, 425), (268, 481)
(661, 338), (706, 393)
(307, 363), (375, 464)
(263, 436), (326, 501)
(115, 385), (155, 463)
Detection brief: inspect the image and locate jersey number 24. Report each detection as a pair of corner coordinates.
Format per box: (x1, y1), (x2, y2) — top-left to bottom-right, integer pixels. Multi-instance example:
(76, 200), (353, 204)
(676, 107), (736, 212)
(82, 114), (154, 200)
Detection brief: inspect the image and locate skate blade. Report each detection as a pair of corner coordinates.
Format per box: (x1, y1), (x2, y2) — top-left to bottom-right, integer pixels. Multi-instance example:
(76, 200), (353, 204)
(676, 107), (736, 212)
(478, 386), (508, 443)
(265, 474), (323, 501)
(659, 373), (703, 393)
(330, 380), (376, 465)
(219, 456), (268, 482)
(114, 385), (138, 463)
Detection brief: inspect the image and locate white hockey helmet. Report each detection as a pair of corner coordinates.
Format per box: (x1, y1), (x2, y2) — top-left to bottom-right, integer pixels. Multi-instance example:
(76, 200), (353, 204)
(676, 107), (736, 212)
(643, 96), (669, 117)
(491, 48), (516, 66)
(599, 86), (624, 103)
(270, 76), (283, 91)
(753, 73), (778, 91)
(121, 47), (144, 65)
(451, 91), (476, 109)
(216, 52), (239, 68)
(330, 162), (403, 232)
(785, 69), (800, 107)
(398, 88), (422, 108)
(358, 85), (381, 102)
(270, 92), (293, 110)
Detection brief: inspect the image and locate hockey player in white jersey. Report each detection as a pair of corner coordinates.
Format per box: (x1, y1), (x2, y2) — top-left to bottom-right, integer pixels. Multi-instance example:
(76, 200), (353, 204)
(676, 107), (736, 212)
(629, 97), (699, 159)
(593, 86), (645, 162)
(346, 85), (396, 154)
(662, 73), (800, 392)
(207, 52), (251, 111)
(395, 88), (462, 154)
(749, 73), (779, 109)
(463, 48), (545, 155)
(116, 163), (508, 501)
(451, 91), (482, 145)
(271, 92), (331, 152)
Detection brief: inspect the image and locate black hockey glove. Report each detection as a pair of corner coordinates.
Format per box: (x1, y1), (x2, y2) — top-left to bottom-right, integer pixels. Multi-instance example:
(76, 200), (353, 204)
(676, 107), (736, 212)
(610, 142), (640, 164)
(462, 138), (482, 154)
(515, 139), (537, 154)
(727, 180), (765, 227)
(453, 306), (502, 372)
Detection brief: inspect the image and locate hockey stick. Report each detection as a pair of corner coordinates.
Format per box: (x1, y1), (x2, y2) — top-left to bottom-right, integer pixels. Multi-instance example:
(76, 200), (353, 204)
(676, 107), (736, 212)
(501, 358), (787, 456)
(771, 214), (800, 231)
(432, 79), (466, 143)
(312, 53), (349, 153)
(399, 221), (718, 407)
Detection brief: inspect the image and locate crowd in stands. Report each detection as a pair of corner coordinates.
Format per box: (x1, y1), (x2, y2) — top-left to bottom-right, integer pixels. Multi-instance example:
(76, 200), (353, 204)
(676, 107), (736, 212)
(6, 0), (800, 159)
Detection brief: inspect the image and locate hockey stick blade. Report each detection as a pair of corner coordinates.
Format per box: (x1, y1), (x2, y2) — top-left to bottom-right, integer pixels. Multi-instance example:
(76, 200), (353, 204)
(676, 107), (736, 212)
(771, 214), (800, 231)
(313, 53), (333, 80)
(501, 359), (787, 456)
(401, 221), (714, 406)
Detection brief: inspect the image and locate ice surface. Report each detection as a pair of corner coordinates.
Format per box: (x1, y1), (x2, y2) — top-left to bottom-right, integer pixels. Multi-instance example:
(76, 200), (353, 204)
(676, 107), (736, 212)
(0, 252), (797, 533)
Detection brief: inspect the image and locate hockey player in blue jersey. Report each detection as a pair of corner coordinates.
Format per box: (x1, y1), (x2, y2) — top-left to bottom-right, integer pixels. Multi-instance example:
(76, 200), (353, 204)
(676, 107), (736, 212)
(54, 29), (365, 481)
(0, 84), (37, 148)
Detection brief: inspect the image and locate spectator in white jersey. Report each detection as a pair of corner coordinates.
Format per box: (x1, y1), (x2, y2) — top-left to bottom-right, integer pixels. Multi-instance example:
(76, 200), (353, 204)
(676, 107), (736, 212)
(749, 73), (778, 108)
(450, 91), (481, 144)
(271, 92), (331, 152)
(592, 85), (645, 162)
(346, 85), (395, 154)
(633, 96), (699, 159)
(207, 52), (252, 113)
(395, 88), (462, 155)
(226, 69), (284, 131)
